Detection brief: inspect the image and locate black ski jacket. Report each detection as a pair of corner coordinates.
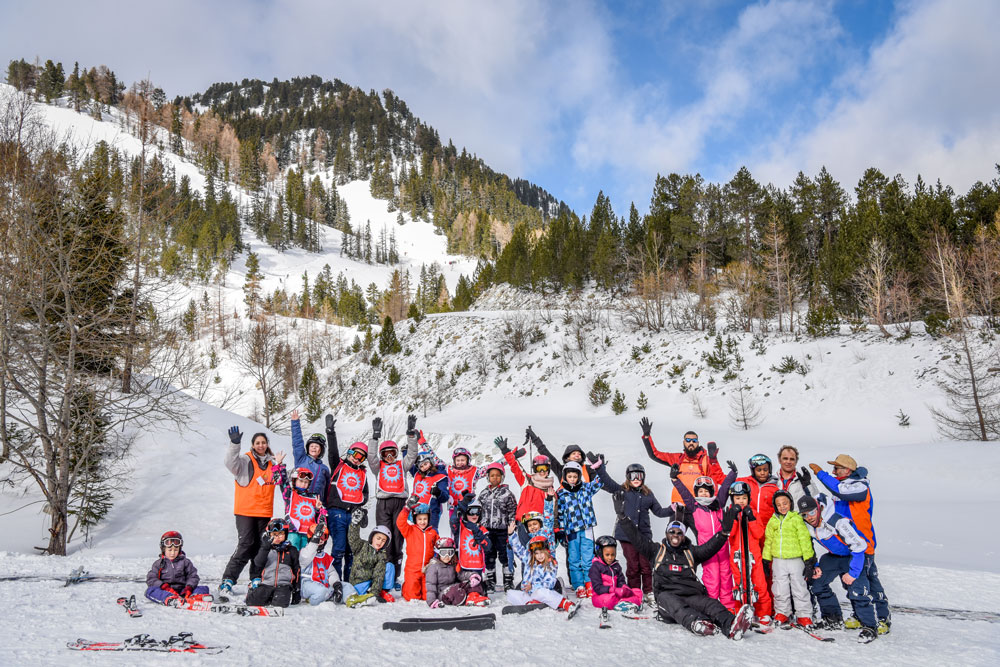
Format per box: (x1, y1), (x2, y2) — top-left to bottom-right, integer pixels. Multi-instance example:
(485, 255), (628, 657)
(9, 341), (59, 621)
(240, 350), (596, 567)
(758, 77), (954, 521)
(619, 516), (728, 597)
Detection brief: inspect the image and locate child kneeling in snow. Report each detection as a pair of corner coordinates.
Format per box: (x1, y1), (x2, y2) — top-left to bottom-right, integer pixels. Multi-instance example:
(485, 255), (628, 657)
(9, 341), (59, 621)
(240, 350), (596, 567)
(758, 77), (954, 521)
(299, 516), (343, 605)
(589, 535), (642, 613)
(247, 518), (301, 608)
(506, 523), (577, 615)
(145, 531), (211, 605)
(341, 509), (396, 607)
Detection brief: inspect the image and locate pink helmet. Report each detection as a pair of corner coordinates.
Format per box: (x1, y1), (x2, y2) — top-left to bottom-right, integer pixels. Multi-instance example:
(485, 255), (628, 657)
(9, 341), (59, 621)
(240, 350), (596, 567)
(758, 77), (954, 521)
(379, 440), (398, 455)
(484, 461), (505, 479)
(347, 442), (369, 458)
(452, 447), (471, 462)
(532, 455), (550, 471)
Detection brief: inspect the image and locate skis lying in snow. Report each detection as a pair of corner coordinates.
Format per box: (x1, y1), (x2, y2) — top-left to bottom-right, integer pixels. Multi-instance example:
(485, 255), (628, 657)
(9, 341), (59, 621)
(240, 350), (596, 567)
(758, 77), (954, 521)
(383, 613), (496, 632)
(752, 623), (834, 641)
(839, 601), (1000, 624)
(67, 632), (227, 654)
(117, 595), (142, 617)
(501, 602), (548, 615)
(175, 599), (284, 617)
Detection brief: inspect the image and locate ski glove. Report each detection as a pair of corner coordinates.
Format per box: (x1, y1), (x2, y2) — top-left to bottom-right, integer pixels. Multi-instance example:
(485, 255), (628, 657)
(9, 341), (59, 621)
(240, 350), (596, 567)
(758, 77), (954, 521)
(325, 415), (336, 431)
(181, 586), (193, 598)
(726, 460), (737, 475)
(161, 583), (173, 591)
(639, 417), (652, 437)
(407, 414), (417, 435)
(707, 441), (719, 459)
(431, 486), (442, 498)
(720, 505), (739, 534)
(405, 494), (420, 509)
(228, 426), (242, 445)
(763, 560), (772, 579)
(525, 426), (541, 445)
(742, 506), (756, 522)
(798, 466), (812, 487)
(494, 436), (509, 454)
(612, 490), (626, 518)
(351, 508), (368, 526)
(803, 557), (817, 579)
(372, 417), (382, 441)
(669, 463), (680, 480)
(512, 447), (527, 459)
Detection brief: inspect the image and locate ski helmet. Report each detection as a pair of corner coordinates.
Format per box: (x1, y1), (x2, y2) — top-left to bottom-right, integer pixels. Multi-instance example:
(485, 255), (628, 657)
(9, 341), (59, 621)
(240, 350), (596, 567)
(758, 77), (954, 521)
(435, 537), (456, 559)
(562, 461), (582, 477)
(379, 440), (398, 459)
(772, 489), (794, 511)
(693, 475), (716, 496)
(370, 525), (392, 546)
(532, 455), (550, 472)
(267, 518), (292, 534)
(521, 511), (544, 529)
(347, 442), (369, 460)
(527, 535), (550, 552)
(594, 535), (617, 556)
(413, 503), (432, 519)
(452, 447), (471, 463)
(729, 480), (751, 497)
(291, 467), (314, 482)
(465, 500), (483, 518)
(159, 530), (183, 552)
(625, 463), (646, 482)
(417, 451), (436, 469)
(748, 453), (772, 473)
(305, 433), (326, 456)
(484, 461), (505, 480)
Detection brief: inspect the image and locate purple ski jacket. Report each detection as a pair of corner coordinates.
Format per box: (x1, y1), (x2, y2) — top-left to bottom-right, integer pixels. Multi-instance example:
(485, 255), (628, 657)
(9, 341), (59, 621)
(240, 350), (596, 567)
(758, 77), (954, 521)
(146, 552), (201, 590)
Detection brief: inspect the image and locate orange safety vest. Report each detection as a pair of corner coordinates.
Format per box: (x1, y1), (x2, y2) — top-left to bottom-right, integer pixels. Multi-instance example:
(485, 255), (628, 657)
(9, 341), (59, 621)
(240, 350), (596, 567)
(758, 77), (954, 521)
(234, 452), (276, 517)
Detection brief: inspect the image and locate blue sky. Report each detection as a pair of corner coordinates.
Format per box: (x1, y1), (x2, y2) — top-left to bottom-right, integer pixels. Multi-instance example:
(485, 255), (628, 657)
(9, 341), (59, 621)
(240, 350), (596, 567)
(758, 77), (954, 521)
(3, 0), (998, 218)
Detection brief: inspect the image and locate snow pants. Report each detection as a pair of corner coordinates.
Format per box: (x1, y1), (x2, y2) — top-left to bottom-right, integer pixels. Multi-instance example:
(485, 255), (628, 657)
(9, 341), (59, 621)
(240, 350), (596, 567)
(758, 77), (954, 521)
(730, 546), (771, 617)
(345, 563), (396, 597)
(484, 527), (512, 574)
(655, 590), (735, 633)
(375, 497), (405, 581)
(621, 540), (653, 594)
(701, 544), (735, 611)
(327, 507), (354, 582)
(868, 557), (890, 622)
(592, 586), (643, 610)
(771, 557), (809, 618)
(566, 529), (594, 589)
(507, 587), (564, 610)
(402, 567), (425, 601)
(246, 583), (293, 608)
(222, 515), (269, 583)
(809, 553), (877, 627)
(301, 579), (343, 605)
(145, 584), (210, 604)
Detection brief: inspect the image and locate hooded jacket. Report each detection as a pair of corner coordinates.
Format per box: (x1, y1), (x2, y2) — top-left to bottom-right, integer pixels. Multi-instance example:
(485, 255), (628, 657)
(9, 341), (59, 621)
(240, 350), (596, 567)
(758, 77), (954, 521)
(762, 510), (815, 561)
(588, 556), (628, 596)
(535, 441), (595, 482)
(816, 468), (876, 554)
(424, 557), (460, 605)
(478, 483), (517, 530)
(347, 523), (388, 587)
(555, 470), (602, 534)
(291, 419), (332, 502)
(736, 472), (779, 529)
(594, 465), (673, 542)
(253, 540), (300, 589)
(146, 552), (201, 590)
(804, 493), (869, 578)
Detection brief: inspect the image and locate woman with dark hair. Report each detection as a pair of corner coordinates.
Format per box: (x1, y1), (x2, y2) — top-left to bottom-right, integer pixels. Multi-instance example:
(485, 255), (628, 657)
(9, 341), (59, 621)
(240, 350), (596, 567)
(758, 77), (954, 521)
(220, 425), (283, 597)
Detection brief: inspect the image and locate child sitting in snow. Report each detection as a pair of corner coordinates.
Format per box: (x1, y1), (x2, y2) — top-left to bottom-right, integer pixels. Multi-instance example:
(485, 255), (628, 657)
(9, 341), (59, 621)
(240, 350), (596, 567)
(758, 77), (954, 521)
(506, 527), (578, 616)
(588, 535), (642, 613)
(342, 509), (396, 607)
(271, 462), (327, 551)
(299, 516), (343, 605)
(145, 531), (211, 606)
(247, 518), (301, 608)
(425, 537), (486, 607)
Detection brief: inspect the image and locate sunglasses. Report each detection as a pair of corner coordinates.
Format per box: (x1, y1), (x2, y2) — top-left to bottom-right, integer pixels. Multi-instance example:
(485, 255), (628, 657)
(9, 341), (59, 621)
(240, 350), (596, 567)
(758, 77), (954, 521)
(667, 529), (685, 537)
(162, 538), (182, 548)
(684, 438), (698, 443)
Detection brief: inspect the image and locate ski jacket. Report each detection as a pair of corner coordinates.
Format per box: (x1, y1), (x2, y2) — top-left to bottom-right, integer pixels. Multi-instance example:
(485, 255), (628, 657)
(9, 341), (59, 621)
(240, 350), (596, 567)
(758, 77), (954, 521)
(453, 517), (490, 571)
(411, 466), (450, 511)
(762, 511), (815, 561)
(367, 432), (419, 499)
(620, 517), (729, 597)
(514, 497), (557, 552)
(271, 464), (326, 535)
(253, 542), (300, 589)
(805, 494), (869, 578)
(595, 465), (673, 542)
(299, 540), (339, 586)
(588, 556), (628, 596)
(146, 552), (201, 590)
(503, 449), (556, 519)
(478, 483), (517, 530)
(290, 419), (331, 502)
(673, 469), (736, 544)
(447, 464), (483, 499)
(555, 476), (603, 533)
(535, 441), (595, 482)
(737, 474), (779, 529)
(226, 445), (276, 517)
(726, 508), (765, 567)
(816, 469), (876, 554)
(347, 523), (388, 587)
(424, 557), (460, 606)
(509, 532), (560, 592)
(777, 471), (819, 506)
(325, 428), (369, 511)
(396, 507), (439, 572)
(642, 435), (725, 502)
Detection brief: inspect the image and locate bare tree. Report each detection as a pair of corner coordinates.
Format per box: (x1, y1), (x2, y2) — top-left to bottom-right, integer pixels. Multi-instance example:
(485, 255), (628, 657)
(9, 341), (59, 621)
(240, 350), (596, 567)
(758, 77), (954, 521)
(729, 382), (763, 430)
(233, 317), (282, 428)
(855, 237), (892, 338)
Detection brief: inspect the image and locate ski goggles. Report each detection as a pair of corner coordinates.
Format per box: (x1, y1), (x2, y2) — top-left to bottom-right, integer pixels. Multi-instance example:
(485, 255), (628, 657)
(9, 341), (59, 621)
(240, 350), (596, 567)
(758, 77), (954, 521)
(437, 548), (456, 559)
(292, 470), (314, 482)
(626, 471), (645, 482)
(729, 481), (751, 496)
(347, 449), (366, 460)
(528, 542), (549, 553)
(161, 537), (182, 548)
(466, 507), (482, 517)
(532, 464), (549, 474)
(684, 437), (698, 443)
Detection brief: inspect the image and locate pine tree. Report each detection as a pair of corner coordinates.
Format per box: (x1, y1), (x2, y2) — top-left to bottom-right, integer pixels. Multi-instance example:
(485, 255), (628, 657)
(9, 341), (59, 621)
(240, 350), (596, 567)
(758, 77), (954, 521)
(182, 300), (198, 339)
(611, 389), (627, 414)
(387, 364), (401, 386)
(636, 391), (648, 410)
(243, 252), (263, 318)
(589, 375), (611, 406)
(300, 359), (323, 422)
(378, 315), (402, 355)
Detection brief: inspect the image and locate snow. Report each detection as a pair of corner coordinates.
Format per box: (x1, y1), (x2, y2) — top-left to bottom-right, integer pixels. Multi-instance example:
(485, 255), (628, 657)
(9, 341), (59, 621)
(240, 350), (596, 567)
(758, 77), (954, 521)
(2, 87), (999, 664)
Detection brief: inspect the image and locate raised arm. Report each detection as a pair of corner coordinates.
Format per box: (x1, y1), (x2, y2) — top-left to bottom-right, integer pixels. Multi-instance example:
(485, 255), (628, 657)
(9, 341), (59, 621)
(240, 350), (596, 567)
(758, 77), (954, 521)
(291, 416), (306, 466)
(325, 415), (340, 469)
(530, 427), (563, 478)
(401, 415), (420, 469)
(648, 491), (675, 518)
(717, 464), (737, 500)
(593, 460), (623, 495)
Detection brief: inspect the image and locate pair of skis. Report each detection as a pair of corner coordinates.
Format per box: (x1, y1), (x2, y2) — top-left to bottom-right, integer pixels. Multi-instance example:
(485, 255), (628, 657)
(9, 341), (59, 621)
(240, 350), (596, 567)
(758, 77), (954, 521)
(175, 598), (284, 617)
(383, 613), (496, 632)
(68, 632), (226, 654)
(754, 623), (835, 642)
(501, 602), (579, 620)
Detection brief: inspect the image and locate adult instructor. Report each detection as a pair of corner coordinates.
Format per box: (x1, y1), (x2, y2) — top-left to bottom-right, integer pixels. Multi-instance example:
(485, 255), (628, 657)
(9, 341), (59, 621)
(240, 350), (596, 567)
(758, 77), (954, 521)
(220, 426), (283, 596)
(639, 417), (724, 503)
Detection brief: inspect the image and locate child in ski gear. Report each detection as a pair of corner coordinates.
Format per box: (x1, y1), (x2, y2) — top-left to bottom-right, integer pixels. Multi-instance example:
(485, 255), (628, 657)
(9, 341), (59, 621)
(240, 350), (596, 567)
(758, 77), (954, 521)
(247, 518), (301, 608)
(495, 433), (554, 520)
(529, 427), (595, 482)
(290, 409), (331, 503)
(775, 445), (818, 505)
(762, 490), (815, 627)
(477, 461), (518, 592)
(424, 537), (480, 606)
(726, 481), (773, 626)
(737, 454), (779, 539)
(639, 417), (725, 503)
(616, 494), (752, 640)
(589, 535), (643, 612)
(672, 461), (738, 611)
(396, 498), (440, 601)
(450, 493), (491, 605)
(368, 415), (420, 590)
(222, 427), (280, 595)
(424, 443), (487, 525)
(343, 512), (396, 606)
(810, 454), (889, 631)
(323, 414), (369, 582)
(409, 432), (451, 531)
(590, 452), (673, 598)
(145, 532), (211, 605)
(556, 459), (603, 598)
(270, 462), (327, 551)
(507, 530), (578, 615)
(299, 516), (343, 605)
(799, 494), (879, 642)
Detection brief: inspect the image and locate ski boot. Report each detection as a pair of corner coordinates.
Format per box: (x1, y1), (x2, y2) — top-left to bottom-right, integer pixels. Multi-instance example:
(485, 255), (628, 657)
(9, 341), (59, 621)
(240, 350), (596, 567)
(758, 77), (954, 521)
(844, 615), (861, 629)
(558, 598), (579, 619)
(502, 570), (515, 592)
(877, 619), (891, 635)
(644, 591), (656, 606)
(858, 626), (878, 643)
(820, 615), (844, 630)
(249, 577), (261, 590)
(330, 582), (343, 605)
(575, 586), (587, 599)
(757, 614), (772, 628)
(613, 601), (640, 614)
(346, 592), (376, 608)
(796, 616), (814, 627)
(584, 582), (593, 598)
(378, 590), (396, 603)
(728, 604), (754, 641)
(218, 579), (234, 598)
(485, 571), (497, 593)
(688, 620), (717, 636)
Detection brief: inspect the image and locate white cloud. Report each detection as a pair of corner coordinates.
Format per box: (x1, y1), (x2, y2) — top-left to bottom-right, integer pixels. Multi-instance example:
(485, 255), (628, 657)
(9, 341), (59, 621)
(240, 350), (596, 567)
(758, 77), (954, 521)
(753, 0), (1000, 193)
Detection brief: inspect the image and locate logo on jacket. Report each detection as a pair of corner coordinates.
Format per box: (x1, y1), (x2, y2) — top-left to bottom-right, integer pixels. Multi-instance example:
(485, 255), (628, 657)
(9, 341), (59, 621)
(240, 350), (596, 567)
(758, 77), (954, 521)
(342, 471), (361, 491)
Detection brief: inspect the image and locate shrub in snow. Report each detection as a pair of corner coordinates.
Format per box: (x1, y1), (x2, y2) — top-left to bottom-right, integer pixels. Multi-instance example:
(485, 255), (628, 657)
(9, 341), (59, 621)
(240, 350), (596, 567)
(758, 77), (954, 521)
(611, 389), (627, 414)
(636, 391), (648, 410)
(589, 375), (611, 406)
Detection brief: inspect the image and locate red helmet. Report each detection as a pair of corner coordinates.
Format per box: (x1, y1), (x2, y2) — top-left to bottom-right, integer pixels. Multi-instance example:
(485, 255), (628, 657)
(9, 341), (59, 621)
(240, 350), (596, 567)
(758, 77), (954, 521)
(532, 455), (550, 471)
(159, 530), (183, 552)
(527, 535), (550, 552)
(291, 467), (313, 481)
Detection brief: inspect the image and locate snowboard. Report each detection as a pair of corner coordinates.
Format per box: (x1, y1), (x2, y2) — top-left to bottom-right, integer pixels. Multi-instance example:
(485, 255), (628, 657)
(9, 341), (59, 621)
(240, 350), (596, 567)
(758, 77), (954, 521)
(383, 615), (496, 632)
(67, 632), (227, 654)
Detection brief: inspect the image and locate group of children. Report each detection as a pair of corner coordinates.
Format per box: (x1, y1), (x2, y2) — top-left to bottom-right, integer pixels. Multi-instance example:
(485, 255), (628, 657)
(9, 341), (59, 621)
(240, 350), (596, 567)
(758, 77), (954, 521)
(143, 415), (883, 642)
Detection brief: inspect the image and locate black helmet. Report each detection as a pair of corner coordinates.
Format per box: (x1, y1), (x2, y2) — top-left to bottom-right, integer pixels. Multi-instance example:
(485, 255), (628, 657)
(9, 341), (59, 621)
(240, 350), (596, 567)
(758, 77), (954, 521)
(729, 480), (751, 497)
(594, 535), (617, 556)
(625, 463), (645, 481)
